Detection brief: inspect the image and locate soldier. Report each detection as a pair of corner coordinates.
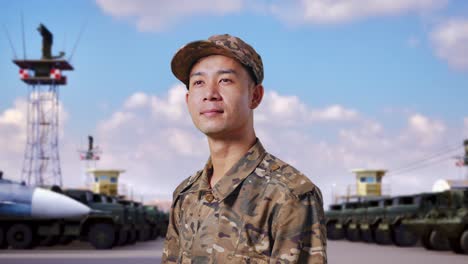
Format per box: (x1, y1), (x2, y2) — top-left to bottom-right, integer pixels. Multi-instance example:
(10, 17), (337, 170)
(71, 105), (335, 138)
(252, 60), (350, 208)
(163, 34), (327, 263)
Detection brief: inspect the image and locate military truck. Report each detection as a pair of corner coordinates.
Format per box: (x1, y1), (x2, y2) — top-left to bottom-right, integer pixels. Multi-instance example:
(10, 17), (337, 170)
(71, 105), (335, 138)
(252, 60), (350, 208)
(325, 204), (344, 240)
(345, 202), (366, 242)
(143, 205), (161, 240)
(61, 189), (131, 249)
(404, 189), (468, 254)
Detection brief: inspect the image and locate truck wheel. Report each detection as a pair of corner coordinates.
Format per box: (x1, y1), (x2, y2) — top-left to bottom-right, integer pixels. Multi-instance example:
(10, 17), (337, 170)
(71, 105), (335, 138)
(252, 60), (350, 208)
(39, 235), (60, 247)
(6, 224), (35, 249)
(58, 235), (75, 246)
(88, 223), (115, 249)
(345, 227), (360, 242)
(458, 229), (468, 254)
(117, 230), (128, 246)
(361, 228), (373, 243)
(126, 229), (137, 245)
(449, 236), (463, 254)
(137, 230), (149, 242)
(327, 223), (344, 240)
(374, 228), (392, 245)
(422, 230), (449, 251)
(155, 227), (161, 239)
(0, 226), (7, 249)
(392, 225), (418, 247)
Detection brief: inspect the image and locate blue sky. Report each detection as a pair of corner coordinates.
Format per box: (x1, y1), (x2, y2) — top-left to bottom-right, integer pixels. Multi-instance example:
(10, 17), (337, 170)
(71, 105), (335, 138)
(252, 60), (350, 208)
(1, 0), (467, 205)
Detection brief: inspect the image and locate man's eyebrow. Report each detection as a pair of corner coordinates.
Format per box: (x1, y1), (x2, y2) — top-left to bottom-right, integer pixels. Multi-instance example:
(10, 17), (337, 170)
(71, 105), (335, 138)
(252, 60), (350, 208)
(189, 69), (238, 79)
(189, 71), (204, 78)
(217, 69), (237, 75)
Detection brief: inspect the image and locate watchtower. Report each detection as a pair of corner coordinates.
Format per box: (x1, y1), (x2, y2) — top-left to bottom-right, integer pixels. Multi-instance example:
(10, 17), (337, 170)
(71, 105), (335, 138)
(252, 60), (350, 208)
(88, 169), (125, 196)
(351, 169), (387, 197)
(12, 24), (73, 186)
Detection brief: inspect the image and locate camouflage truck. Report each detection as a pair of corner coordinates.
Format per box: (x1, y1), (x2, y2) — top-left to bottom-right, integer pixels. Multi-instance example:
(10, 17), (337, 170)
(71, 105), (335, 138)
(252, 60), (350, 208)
(358, 199), (383, 243)
(117, 200), (138, 245)
(158, 210), (169, 238)
(143, 205), (161, 240)
(61, 189), (131, 249)
(345, 201), (367, 242)
(404, 188), (468, 254)
(325, 204), (345, 240)
(336, 202), (358, 241)
(134, 202), (151, 241)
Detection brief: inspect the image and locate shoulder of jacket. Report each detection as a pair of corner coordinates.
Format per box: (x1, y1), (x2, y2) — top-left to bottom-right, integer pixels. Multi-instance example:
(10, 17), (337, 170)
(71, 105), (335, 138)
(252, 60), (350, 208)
(172, 170), (202, 200)
(262, 153), (321, 199)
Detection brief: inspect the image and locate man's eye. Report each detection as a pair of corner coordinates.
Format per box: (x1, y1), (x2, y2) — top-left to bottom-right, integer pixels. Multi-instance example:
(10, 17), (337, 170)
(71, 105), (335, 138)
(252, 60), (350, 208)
(192, 80), (203, 86)
(220, 78), (232, 84)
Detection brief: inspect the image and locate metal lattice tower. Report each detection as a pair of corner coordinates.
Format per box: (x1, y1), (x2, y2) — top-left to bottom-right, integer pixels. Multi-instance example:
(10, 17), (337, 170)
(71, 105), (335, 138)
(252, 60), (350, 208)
(13, 24), (73, 187)
(78, 135), (102, 189)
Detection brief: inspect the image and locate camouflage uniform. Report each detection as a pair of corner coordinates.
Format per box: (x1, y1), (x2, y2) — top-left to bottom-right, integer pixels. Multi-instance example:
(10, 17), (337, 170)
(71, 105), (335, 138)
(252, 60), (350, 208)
(163, 139), (327, 263)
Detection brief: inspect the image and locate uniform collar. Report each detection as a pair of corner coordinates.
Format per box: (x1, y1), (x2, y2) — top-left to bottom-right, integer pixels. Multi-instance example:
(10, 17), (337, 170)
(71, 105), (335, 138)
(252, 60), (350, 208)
(203, 139), (266, 202)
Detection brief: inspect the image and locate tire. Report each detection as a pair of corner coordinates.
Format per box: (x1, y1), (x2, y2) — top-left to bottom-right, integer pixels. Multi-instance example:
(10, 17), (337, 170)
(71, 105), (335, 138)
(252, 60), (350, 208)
(58, 235), (75, 246)
(88, 223), (115, 250)
(137, 230), (150, 242)
(458, 229), (468, 254)
(6, 224), (35, 249)
(117, 230), (128, 246)
(392, 225), (418, 247)
(0, 226), (7, 249)
(39, 235), (60, 247)
(151, 227), (159, 240)
(422, 230), (450, 251)
(327, 223), (344, 240)
(126, 229), (137, 245)
(374, 228), (392, 245)
(345, 227), (360, 242)
(361, 228), (373, 243)
(449, 236), (463, 254)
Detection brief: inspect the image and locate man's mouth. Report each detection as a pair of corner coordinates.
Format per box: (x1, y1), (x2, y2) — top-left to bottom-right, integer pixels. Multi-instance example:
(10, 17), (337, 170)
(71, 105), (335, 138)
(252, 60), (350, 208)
(200, 109), (224, 116)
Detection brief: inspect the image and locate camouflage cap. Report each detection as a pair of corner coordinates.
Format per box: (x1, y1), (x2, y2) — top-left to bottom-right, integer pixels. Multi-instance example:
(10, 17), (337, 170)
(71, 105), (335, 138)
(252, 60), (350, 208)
(171, 34), (264, 87)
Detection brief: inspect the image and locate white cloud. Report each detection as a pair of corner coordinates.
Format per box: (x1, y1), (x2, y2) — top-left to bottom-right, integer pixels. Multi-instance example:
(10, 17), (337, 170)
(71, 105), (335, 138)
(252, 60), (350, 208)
(464, 117), (468, 137)
(256, 91), (359, 125)
(270, 0), (447, 25)
(96, 0), (446, 31)
(96, 0), (244, 32)
(406, 113), (445, 146)
(431, 18), (468, 71)
(124, 92), (150, 109)
(0, 97), (69, 184)
(310, 105), (358, 121)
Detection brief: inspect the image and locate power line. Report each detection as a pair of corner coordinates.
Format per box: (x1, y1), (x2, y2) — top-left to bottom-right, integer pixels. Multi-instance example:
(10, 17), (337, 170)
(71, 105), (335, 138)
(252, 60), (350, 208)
(20, 10), (27, 59)
(2, 24), (18, 59)
(388, 143), (461, 174)
(68, 18), (88, 62)
(387, 155), (453, 177)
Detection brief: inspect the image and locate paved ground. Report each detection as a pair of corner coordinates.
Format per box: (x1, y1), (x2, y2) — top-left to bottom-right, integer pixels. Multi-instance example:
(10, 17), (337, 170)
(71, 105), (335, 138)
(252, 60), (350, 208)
(0, 239), (467, 264)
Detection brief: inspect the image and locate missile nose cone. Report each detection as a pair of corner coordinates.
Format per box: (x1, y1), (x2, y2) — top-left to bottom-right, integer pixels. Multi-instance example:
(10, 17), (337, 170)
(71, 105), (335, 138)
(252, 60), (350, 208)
(31, 188), (90, 218)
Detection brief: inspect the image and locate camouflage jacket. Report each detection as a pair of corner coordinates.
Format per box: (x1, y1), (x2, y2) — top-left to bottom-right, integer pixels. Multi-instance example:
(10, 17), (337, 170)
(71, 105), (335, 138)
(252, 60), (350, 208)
(162, 140), (327, 263)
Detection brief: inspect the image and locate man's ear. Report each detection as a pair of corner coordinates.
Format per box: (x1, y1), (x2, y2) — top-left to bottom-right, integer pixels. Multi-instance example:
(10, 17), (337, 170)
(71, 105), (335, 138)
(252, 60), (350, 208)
(250, 84), (264, 109)
(185, 91), (189, 105)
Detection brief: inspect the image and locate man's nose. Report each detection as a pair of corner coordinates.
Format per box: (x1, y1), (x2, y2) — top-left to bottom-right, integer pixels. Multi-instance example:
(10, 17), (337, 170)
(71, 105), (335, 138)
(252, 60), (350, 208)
(203, 81), (221, 101)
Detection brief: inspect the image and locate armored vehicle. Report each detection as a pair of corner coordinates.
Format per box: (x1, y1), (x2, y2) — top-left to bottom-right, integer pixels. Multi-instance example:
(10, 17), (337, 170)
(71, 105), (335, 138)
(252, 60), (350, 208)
(405, 189), (468, 254)
(0, 174), (90, 249)
(61, 189), (130, 249)
(325, 204), (344, 240)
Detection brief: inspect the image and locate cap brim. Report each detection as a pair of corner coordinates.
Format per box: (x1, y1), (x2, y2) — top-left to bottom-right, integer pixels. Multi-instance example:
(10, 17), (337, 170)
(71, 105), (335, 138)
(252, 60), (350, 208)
(171, 40), (239, 86)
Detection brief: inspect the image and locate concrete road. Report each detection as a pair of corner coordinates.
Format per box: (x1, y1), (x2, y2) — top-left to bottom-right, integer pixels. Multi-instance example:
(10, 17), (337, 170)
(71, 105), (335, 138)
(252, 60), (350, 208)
(0, 239), (467, 264)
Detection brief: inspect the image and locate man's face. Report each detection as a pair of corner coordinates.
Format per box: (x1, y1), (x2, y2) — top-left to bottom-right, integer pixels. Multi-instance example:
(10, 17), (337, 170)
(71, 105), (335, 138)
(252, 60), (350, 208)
(186, 55), (262, 139)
